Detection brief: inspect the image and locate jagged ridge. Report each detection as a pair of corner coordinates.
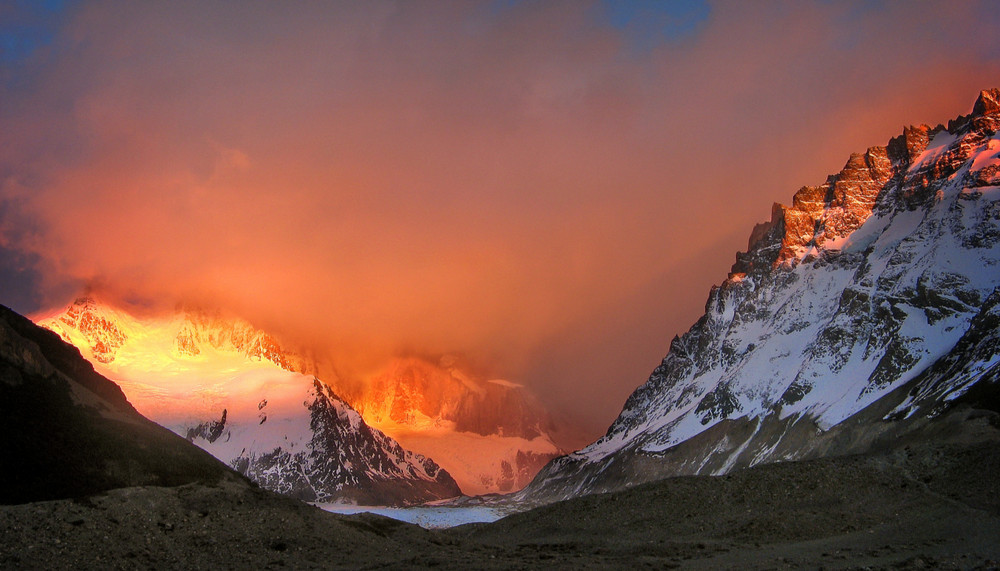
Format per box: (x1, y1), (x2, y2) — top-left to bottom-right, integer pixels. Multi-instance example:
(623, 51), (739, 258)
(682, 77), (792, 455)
(521, 88), (1000, 502)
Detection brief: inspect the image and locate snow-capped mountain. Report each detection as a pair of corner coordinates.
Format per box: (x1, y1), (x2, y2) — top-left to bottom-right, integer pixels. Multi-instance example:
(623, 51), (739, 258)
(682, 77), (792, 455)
(39, 297), (566, 498)
(46, 298), (315, 372)
(38, 298), (461, 505)
(522, 88), (1000, 501)
(351, 356), (563, 495)
(39, 297), (565, 497)
(183, 374), (460, 506)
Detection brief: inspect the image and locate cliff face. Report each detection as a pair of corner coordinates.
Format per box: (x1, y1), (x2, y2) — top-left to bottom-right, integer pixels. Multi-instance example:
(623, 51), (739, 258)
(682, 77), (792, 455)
(522, 89), (1000, 502)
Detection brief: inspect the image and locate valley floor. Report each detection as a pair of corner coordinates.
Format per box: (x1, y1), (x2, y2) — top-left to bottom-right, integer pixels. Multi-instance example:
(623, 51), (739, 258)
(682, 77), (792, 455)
(2, 433), (999, 570)
(315, 502), (508, 529)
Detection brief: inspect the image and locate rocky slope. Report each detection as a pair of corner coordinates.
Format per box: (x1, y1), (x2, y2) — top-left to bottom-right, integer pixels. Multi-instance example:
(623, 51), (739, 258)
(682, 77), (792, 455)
(38, 298), (461, 505)
(0, 304), (242, 504)
(3, 432), (999, 570)
(521, 88), (1000, 502)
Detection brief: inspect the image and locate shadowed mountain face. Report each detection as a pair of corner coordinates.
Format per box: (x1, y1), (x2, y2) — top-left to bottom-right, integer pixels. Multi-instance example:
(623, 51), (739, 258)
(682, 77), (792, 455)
(0, 305), (242, 505)
(522, 89), (1000, 502)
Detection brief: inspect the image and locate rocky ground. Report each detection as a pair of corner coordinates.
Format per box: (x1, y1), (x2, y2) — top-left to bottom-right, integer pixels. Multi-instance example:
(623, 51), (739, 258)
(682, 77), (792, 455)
(3, 414), (998, 570)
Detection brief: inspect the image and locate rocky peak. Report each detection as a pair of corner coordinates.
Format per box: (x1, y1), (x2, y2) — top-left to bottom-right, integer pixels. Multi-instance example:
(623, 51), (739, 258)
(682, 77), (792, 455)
(734, 88), (1000, 277)
(973, 88), (1000, 117)
(772, 144), (895, 266)
(522, 88), (1000, 504)
(51, 296), (129, 364)
(946, 88), (1000, 134)
(174, 308), (295, 370)
(732, 144), (899, 276)
(57, 296), (100, 325)
(887, 124), (937, 164)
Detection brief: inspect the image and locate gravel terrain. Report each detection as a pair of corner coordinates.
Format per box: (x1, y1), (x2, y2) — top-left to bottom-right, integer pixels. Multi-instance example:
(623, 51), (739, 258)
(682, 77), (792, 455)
(3, 430), (998, 570)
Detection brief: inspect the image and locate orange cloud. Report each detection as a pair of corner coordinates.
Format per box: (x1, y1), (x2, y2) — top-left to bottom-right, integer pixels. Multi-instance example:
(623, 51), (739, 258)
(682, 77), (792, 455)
(2, 0), (1000, 438)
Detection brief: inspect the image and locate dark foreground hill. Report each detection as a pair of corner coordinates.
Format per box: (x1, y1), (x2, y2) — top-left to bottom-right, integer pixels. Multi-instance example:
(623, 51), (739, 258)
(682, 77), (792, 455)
(2, 406), (997, 570)
(457, 412), (1000, 570)
(0, 305), (244, 504)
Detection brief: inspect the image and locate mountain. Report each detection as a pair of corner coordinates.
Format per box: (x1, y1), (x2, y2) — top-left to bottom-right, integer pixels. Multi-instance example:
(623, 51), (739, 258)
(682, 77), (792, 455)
(350, 356), (563, 495)
(521, 88), (1000, 501)
(0, 304), (242, 504)
(38, 298), (461, 505)
(40, 298), (565, 497)
(44, 298), (316, 371)
(6, 299), (1000, 570)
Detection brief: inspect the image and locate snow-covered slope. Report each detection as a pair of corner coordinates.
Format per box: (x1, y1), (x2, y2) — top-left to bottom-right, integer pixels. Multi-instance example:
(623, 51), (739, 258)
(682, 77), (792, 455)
(38, 299), (460, 505)
(352, 356), (562, 495)
(522, 88), (1000, 502)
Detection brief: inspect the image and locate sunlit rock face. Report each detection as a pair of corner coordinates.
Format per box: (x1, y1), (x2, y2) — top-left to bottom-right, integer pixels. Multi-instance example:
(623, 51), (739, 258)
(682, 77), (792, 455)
(352, 356), (563, 495)
(359, 356), (548, 438)
(173, 309), (290, 366)
(48, 297), (129, 364)
(523, 89), (1000, 502)
(38, 300), (461, 505)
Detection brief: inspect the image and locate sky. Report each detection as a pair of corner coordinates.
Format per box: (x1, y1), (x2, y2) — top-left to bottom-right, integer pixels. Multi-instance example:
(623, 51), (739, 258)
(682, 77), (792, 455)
(2, 0), (1000, 440)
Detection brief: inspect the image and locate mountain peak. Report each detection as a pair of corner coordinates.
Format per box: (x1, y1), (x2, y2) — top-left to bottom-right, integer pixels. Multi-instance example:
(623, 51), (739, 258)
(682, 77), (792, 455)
(72, 295), (97, 308)
(733, 88), (1000, 278)
(886, 124), (937, 165)
(973, 87), (1000, 117)
(47, 296), (132, 364)
(731, 142), (894, 276)
(35, 298), (462, 505)
(523, 88), (1000, 503)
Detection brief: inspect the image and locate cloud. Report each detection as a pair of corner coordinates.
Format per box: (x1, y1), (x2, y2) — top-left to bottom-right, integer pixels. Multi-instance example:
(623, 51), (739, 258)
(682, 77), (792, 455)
(3, 0), (1000, 438)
